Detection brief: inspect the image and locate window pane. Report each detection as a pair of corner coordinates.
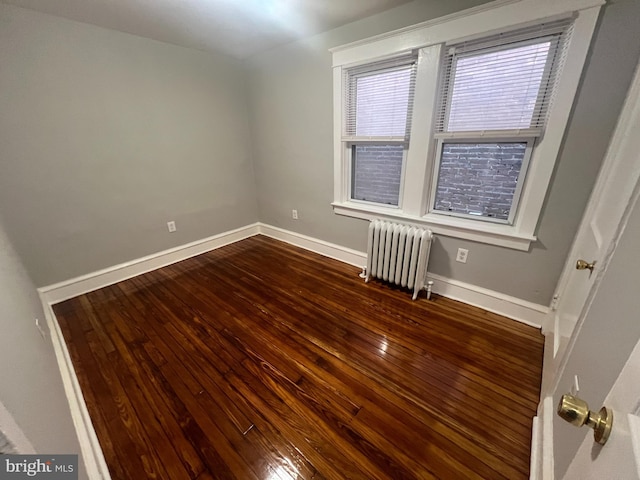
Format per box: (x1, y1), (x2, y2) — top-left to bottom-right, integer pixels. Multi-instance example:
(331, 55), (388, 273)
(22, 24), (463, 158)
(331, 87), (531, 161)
(433, 142), (527, 220)
(355, 67), (412, 137)
(447, 42), (551, 131)
(352, 145), (403, 206)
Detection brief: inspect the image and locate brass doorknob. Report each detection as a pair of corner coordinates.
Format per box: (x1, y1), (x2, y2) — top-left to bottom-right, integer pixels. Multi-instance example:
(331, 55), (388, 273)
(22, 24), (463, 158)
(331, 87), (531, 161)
(576, 259), (596, 272)
(557, 394), (613, 445)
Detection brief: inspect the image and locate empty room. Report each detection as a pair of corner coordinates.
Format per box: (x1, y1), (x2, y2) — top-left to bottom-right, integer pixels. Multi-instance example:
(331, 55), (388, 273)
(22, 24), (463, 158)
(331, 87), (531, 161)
(2, 0), (640, 479)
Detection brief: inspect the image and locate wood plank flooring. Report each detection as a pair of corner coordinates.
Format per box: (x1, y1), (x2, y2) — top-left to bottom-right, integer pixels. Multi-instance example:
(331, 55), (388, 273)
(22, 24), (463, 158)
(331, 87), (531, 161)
(54, 235), (544, 479)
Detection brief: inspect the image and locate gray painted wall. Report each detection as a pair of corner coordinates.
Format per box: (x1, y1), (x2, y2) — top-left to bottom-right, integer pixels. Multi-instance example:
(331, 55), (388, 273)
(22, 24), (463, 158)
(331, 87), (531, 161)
(246, 0), (640, 305)
(0, 2), (637, 476)
(0, 217), (85, 476)
(0, 0), (638, 303)
(0, 4), (258, 287)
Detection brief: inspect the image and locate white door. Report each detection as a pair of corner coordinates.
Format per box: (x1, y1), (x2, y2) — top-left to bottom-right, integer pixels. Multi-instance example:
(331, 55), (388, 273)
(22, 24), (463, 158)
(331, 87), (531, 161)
(533, 60), (640, 479)
(544, 59), (640, 380)
(550, 157), (640, 478)
(564, 338), (640, 479)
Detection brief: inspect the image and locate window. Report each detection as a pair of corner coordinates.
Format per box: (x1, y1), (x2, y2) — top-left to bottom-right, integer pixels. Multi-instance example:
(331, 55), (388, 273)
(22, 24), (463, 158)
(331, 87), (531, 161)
(344, 57), (417, 206)
(430, 22), (571, 224)
(432, 140), (530, 222)
(332, 0), (601, 250)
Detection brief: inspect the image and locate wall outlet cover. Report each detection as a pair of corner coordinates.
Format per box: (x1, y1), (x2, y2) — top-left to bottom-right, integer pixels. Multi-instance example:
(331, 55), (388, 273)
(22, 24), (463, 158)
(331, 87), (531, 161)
(456, 248), (469, 263)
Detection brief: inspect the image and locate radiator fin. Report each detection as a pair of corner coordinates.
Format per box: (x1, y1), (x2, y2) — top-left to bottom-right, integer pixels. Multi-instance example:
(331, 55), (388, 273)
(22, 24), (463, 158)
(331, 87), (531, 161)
(365, 220), (433, 300)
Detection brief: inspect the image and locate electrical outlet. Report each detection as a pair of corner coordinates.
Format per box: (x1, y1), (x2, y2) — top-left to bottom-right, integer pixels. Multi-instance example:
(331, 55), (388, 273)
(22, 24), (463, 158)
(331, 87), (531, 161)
(292, 209), (298, 220)
(35, 318), (46, 339)
(167, 221), (176, 233)
(456, 248), (469, 263)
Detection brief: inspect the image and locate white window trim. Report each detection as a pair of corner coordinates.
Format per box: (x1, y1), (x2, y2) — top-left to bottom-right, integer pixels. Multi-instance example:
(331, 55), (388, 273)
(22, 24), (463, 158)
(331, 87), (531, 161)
(331, 0), (603, 251)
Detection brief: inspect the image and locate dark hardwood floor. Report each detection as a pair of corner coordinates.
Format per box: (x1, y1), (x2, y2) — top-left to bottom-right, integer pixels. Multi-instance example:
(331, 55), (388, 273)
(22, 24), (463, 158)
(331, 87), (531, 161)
(54, 235), (544, 479)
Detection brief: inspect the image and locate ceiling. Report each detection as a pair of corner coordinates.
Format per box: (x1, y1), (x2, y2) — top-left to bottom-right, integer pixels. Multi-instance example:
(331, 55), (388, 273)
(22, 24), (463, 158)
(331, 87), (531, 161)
(0, 0), (413, 58)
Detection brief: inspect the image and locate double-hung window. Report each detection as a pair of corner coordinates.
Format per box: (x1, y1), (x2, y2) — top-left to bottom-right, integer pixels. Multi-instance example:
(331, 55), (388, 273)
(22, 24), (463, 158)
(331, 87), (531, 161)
(332, 0), (602, 250)
(430, 21), (572, 224)
(344, 56), (417, 207)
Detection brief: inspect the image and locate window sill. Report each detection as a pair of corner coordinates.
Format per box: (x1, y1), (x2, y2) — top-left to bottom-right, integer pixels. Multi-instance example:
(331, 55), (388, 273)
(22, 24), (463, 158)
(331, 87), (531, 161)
(332, 201), (536, 251)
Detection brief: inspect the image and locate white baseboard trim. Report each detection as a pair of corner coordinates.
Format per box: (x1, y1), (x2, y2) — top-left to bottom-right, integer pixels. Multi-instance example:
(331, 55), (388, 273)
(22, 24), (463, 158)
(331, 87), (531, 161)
(38, 223), (261, 305)
(258, 223), (546, 328)
(41, 299), (111, 479)
(37, 223), (260, 479)
(36, 221), (547, 478)
(531, 396), (556, 480)
(530, 414), (541, 480)
(257, 223), (367, 267)
(39, 220), (546, 324)
(541, 395), (555, 480)
(427, 273), (547, 328)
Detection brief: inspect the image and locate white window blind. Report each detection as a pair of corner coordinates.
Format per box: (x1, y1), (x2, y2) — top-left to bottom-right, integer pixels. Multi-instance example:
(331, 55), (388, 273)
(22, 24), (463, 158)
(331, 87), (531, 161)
(344, 55), (417, 141)
(435, 19), (574, 136)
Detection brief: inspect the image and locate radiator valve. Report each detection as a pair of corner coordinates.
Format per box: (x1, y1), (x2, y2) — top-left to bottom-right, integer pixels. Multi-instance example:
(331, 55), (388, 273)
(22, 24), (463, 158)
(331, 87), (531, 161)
(426, 280), (434, 300)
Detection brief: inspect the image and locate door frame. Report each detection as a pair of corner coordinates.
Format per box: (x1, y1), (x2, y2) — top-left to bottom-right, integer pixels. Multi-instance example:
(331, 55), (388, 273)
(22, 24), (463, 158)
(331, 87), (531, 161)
(534, 59), (640, 478)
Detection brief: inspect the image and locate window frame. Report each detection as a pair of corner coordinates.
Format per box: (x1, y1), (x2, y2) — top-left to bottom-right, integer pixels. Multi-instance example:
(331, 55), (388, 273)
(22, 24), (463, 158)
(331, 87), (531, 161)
(425, 30), (563, 224)
(439, 34), (561, 135)
(348, 143), (408, 209)
(428, 137), (535, 225)
(331, 0), (603, 251)
(343, 57), (417, 207)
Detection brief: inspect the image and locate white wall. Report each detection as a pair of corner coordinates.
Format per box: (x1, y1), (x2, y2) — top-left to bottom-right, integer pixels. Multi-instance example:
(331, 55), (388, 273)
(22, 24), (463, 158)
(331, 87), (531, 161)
(0, 3), (258, 287)
(246, 0), (640, 305)
(0, 216), (84, 476)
